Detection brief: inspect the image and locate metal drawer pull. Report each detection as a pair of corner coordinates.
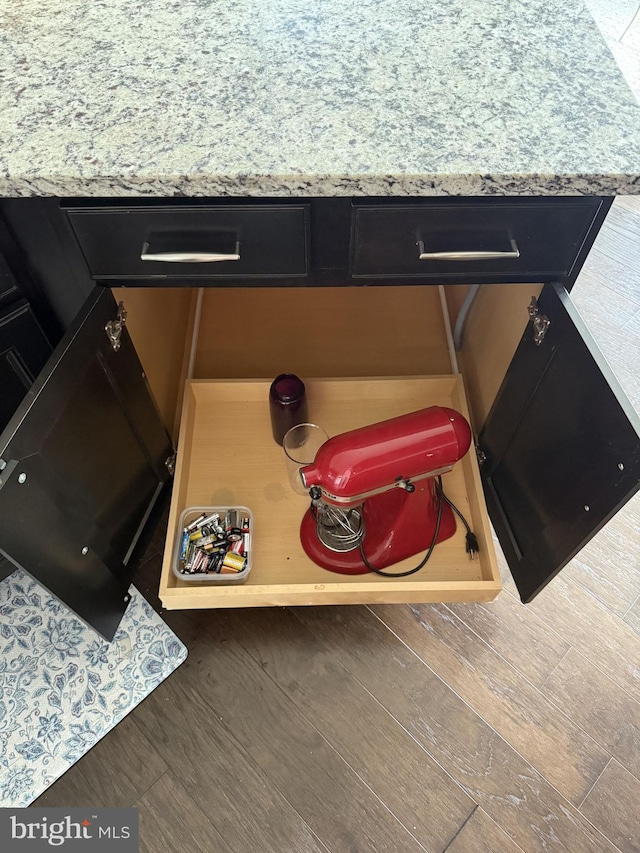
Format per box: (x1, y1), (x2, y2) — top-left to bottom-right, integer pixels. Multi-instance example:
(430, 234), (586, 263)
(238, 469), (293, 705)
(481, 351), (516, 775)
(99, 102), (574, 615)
(140, 241), (241, 263)
(416, 238), (519, 261)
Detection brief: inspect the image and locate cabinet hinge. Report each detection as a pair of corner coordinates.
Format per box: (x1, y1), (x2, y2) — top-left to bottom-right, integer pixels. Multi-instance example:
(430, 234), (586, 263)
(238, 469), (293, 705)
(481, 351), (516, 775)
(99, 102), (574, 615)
(105, 301), (127, 352)
(527, 296), (550, 346)
(165, 452), (177, 476)
(475, 446), (486, 467)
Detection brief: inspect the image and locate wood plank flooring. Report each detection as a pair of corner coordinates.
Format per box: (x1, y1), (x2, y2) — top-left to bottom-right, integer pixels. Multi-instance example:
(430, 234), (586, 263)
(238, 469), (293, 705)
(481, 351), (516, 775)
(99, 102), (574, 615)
(30, 196), (640, 852)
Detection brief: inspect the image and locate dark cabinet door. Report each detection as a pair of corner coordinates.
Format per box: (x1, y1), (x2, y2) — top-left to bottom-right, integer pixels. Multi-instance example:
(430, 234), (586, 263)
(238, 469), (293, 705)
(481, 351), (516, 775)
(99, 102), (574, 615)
(0, 299), (53, 432)
(479, 281), (640, 602)
(0, 287), (172, 640)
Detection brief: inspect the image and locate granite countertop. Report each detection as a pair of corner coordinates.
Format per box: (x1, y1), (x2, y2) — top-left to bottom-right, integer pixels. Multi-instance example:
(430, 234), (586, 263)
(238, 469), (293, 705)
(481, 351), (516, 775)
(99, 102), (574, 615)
(2, 0), (640, 197)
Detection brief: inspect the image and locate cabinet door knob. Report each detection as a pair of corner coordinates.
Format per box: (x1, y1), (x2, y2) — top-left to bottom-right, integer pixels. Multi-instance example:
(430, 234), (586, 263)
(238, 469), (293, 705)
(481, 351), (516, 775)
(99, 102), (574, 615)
(416, 238), (519, 261)
(140, 241), (241, 263)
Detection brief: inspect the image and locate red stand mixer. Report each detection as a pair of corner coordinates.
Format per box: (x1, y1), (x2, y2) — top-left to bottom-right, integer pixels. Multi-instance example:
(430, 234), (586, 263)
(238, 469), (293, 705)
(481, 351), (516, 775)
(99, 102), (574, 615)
(297, 406), (472, 575)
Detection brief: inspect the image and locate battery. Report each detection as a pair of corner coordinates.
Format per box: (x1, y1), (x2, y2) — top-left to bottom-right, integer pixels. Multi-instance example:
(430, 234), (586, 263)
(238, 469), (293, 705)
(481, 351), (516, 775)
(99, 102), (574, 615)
(195, 533), (223, 549)
(186, 513), (208, 532)
(196, 512), (221, 529)
(225, 508), (239, 531)
(180, 531), (190, 561)
(222, 551), (246, 572)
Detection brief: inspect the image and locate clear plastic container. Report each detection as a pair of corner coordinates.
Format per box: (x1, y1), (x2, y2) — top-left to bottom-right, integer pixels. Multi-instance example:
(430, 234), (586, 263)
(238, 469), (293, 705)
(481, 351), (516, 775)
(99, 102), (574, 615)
(172, 506), (253, 584)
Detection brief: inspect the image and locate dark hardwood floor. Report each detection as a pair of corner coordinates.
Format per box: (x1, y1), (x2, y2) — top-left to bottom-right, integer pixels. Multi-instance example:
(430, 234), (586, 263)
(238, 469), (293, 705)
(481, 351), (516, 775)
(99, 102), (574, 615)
(30, 196), (640, 852)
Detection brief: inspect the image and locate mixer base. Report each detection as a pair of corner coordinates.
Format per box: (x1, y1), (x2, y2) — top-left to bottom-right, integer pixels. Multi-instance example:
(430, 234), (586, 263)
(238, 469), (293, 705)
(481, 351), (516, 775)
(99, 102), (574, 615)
(300, 479), (456, 575)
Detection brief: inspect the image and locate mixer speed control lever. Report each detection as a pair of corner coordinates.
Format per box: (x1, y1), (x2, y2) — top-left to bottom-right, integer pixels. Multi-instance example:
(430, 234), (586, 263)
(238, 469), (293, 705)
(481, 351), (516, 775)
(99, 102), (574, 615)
(309, 486), (323, 503)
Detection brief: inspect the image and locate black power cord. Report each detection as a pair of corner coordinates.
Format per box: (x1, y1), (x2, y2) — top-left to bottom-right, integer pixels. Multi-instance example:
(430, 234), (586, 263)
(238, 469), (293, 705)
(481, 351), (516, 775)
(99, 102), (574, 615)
(440, 489), (480, 560)
(358, 476), (479, 577)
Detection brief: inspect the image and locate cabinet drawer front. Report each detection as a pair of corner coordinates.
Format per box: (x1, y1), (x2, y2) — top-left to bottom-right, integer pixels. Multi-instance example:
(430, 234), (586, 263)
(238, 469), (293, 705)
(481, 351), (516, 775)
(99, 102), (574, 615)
(67, 205), (309, 280)
(351, 201), (602, 279)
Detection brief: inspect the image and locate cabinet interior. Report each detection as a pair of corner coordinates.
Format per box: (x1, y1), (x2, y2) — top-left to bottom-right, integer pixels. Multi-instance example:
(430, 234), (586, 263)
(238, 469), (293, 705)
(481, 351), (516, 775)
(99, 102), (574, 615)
(111, 282), (541, 609)
(113, 285), (459, 437)
(112, 283), (541, 439)
(444, 283), (543, 428)
(111, 287), (195, 439)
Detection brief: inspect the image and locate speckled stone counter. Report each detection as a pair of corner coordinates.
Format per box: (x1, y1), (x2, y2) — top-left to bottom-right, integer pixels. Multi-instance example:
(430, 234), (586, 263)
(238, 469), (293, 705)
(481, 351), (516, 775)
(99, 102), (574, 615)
(2, 0), (640, 196)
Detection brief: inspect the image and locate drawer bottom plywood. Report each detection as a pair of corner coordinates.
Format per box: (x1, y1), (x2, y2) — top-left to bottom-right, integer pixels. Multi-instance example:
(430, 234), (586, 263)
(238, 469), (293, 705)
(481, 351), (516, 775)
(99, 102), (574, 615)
(159, 376), (501, 609)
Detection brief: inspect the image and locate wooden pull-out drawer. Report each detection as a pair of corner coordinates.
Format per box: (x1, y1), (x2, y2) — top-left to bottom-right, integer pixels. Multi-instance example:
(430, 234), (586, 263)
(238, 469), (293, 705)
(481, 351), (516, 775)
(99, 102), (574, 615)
(67, 204), (310, 280)
(158, 377), (501, 610)
(351, 200), (603, 281)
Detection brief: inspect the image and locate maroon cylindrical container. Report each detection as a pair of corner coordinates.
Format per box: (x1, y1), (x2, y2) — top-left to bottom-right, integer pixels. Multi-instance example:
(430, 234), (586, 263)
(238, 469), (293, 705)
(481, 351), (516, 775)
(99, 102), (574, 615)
(269, 373), (308, 445)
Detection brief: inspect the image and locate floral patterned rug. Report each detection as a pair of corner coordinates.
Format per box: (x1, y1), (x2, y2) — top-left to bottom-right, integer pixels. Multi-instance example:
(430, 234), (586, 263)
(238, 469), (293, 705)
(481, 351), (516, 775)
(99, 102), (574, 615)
(0, 569), (188, 807)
